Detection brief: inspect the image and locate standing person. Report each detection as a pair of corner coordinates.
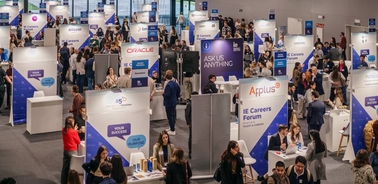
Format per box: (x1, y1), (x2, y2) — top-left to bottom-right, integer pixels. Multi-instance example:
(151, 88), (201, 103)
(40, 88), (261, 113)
(306, 130), (327, 184)
(169, 26), (178, 46)
(0, 65), (11, 113)
(117, 67), (131, 88)
(176, 12), (185, 34)
(352, 149), (376, 184)
(314, 44), (324, 68)
(85, 53), (95, 90)
(337, 59), (348, 105)
(297, 72), (308, 119)
(70, 48), (78, 85)
(310, 66), (324, 97)
(57, 57), (64, 98)
(5, 62), (12, 109)
(327, 43), (340, 62)
(286, 156), (314, 184)
(132, 12), (137, 23)
(98, 162), (117, 184)
(292, 62), (302, 102)
(369, 144), (378, 180)
(185, 91), (198, 159)
(329, 66), (345, 102)
(162, 26), (169, 43)
(164, 148), (192, 184)
(305, 81), (316, 110)
(153, 130), (176, 170)
(359, 55), (369, 67)
(288, 83), (296, 127)
(110, 154), (127, 184)
(163, 71), (180, 136)
(75, 51), (86, 93)
(74, 102), (86, 141)
(61, 117), (80, 184)
(183, 70), (193, 101)
(82, 146), (110, 184)
(68, 85), (84, 117)
(264, 124), (289, 160)
(244, 45), (254, 69)
(307, 91), (326, 132)
(121, 21), (129, 42)
(202, 74), (218, 94)
(60, 42), (70, 84)
(266, 161), (290, 184)
(221, 21), (232, 38)
(220, 140), (245, 184)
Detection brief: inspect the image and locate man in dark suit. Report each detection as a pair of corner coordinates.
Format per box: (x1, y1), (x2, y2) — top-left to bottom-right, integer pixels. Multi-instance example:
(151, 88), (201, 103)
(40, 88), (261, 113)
(307, 91), (326, 132)
(310, 66), (324, 97)
(163, 71), (181, 136)
(264, 124), (289, 160)
(288, 83), (295, 129)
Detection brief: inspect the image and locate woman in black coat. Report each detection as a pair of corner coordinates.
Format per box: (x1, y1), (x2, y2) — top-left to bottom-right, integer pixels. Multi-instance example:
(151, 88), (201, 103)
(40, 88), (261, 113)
(220, 140), (245, 184)
(164, 148), (192, 184)
(82, 145), (110, 184)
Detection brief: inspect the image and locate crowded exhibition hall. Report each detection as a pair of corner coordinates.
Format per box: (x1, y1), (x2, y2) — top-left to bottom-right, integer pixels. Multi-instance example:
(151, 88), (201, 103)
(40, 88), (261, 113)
(1, 0), (378, 183)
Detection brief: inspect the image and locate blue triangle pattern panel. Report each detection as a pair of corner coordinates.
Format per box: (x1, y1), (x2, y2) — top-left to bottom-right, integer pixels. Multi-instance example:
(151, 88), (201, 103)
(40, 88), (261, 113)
(251, 102), (288, 175)
(79, 31), (92, 50)
(352, 48), (361, 69)
(12, 68), (37, 124)
(33, 24), (47, 40)
(302, 50), (314, 72)
(253, 32), (263, 62)
(130, 37), (136, 43)
(189, 21), (195, 45)
(86, 121), (130, 167)
(149, 59), (159, 77)
(10, 16), (19, 26)
(106, 13), (115, 25)
(351, 94), (371, 154)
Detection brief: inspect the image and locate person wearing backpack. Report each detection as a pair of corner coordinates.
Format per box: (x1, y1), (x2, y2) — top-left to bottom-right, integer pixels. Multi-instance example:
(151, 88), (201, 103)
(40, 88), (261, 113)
(286, 156), (314, 184)
(262, 161), (290, 184)
(202, 74), (218, 94)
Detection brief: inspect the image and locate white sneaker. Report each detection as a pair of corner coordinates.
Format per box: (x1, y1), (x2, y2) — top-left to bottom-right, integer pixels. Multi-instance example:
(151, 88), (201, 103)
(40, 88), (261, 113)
(167, 131), (176, 136)
(165, 128), (170, 132)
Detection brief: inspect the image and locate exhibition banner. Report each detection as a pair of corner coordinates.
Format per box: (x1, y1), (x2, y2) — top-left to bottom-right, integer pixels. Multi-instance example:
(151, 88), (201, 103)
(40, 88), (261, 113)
(0, 13), (9, 26)
(194, 20), (219, 51)
(211, 9), (218, 20)
(0, 26), (10, 58)
(350, 69), (378, 154)
(253, 19), (276, 61)
(273, 51), (287, 76)
(151, 2), (157, 11)
(85, 88), (150, 167)
(285, 35), (314, 79)
(121, 42), (159, 77)
(0, 6), (19, 26)
(239, 76), (288, 175)
(189, 11), (208, 45)
(60, 25), (90, 49)
(88, 12), (105, 35)
(39, 3), (47, 13)
(22, 13), (47, 40)
(136, 11), (157, 23)
(97, 2), (104, 13)
(130, 23), (159, 42)
(49, 5), (69, 22)
(200, 38), (243, 90)
(12, 46), (57, 124)
(104, 5), (115, 25)
(45, 0), (60, 20)
(202, 1), (208, 10)
(80, 11), (88, 24)
(304, 20), (313, 35)
(351, 32), (376, 69)
(131, 60), (149, 87)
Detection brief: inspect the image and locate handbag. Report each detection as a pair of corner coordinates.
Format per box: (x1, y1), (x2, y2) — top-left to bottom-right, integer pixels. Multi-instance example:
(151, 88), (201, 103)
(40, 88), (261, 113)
(213, 163), (222, 182)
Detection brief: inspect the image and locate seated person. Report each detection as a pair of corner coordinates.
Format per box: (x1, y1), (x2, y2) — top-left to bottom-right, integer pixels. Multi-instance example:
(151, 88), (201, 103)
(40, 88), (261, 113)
(327, 88), (344, 109)
(90, 34), (100, 48)
(286, 156), (314, 184)
(287, 123), (304, 147)
(153, 130), (175, 170)
(266, 161), (290, 184)
(99, 162), (117, 184)
(264, 124), (288, 160)
(202, 74), (218, 94)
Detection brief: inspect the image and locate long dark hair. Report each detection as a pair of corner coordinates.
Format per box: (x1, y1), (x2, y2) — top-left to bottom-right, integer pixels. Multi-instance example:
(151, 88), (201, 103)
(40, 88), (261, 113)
(221, 140), (242, 162)
(110, 154), (127, 183)
(157, 130), (171, 146)
(76, 51), (83, 63)
(290, 123), (301, 143)
(67, 170), (81, 184)
(63, 116), (75, 134)
(330, 66), (339, 80)
(353, 149), (370, 168)
(172, 148), (186, 164)
(106, 67), (114, 75)
(94, 145), (108, 161)
(309, 130), (325, 154)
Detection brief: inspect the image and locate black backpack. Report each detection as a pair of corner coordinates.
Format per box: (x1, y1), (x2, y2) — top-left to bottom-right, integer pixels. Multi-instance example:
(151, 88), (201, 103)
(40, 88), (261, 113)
(261, 176), (277, 184)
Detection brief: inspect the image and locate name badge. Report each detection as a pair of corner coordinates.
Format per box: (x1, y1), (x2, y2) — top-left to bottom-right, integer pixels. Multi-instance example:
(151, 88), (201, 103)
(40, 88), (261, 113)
(159, 151), (163, 155)
(299, 179), (303, 183)
(342, 69), (344, 71)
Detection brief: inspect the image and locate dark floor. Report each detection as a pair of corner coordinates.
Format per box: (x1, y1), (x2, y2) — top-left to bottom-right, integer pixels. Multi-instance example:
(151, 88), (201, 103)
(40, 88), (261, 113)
(0, 84), (353, 184)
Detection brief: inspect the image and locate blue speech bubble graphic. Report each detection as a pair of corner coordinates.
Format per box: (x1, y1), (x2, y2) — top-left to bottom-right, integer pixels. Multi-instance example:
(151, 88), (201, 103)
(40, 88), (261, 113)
(368, 55), (376, 62)
(41, 77), (55, 87)
(126, 134), (146, 150)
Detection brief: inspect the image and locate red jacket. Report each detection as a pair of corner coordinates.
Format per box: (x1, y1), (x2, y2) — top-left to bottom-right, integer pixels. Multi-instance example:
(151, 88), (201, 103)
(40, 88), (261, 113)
(340, 36), (347, 49)
(62, 128), (80, 151)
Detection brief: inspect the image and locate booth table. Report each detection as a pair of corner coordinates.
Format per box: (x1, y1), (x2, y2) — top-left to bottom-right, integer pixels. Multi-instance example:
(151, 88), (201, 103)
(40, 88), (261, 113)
(214, 80), (239, 112)
(150, 91), (167, 121)
(321, 110), (350, 152)
(268, 148), (307, 175)
(128, 171), (164, 184)
(26, 96), (63, 134)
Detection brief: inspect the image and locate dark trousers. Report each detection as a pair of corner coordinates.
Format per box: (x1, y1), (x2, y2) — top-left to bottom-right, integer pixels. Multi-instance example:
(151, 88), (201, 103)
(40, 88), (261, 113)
(72, 70), (77, 85)
(123, 32), (129, 42)
(6, 83), (11, 107)
(293, 87), (298, 101)
(76, 74), (85, 93)
(0, 85), (5, 109)
(342, 85), (347, 104)
(165, 106), (176, 131)
(62, 62), (69, 83)
(342, 50), (346, 60)
(188, 125), (192, 156)
(329, 87), (336, 102)
(61, 150), (77, 184)
(309, 124), (322, 132)
(315, 180), (321, 184)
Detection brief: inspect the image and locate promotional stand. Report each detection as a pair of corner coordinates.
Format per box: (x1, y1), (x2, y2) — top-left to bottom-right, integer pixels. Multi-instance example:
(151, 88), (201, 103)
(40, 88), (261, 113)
(191, 93), (230, 178)
(129, 23), (159, 42)
(253, 19), (276, 61)
(121, 42), (159, 75)
(94, 54), (119, 85)
(194, 20), (219, 51)
(285, 35), (314, 79)
(104, 4), (115, 25)
(189, 11), (208, 45)
(10, 46), (58, 126)
(350, 32), (377, 69)
(59, 24), (90, 49)
(0, 6), (19, 26)
(272, 50), (287, 76)
(88, 12), (105, 35)
(49, 5), (69, 21)
(22, 13), (47, 39)
(136, 11), (157, 23)
(238, 76), (288, 176)
(85, 88), (150, 167)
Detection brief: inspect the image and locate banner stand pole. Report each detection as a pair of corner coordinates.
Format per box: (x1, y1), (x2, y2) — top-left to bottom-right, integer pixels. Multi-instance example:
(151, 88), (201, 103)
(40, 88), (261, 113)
(9, 94), (14, 127)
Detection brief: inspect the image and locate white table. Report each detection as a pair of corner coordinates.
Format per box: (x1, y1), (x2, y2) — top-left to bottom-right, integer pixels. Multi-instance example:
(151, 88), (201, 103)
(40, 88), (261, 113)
(78, 141), (86, 156)
(321, 110), (349, 152)
(215, 80), (239, 112)
(268, 148), (307, 175)
(26, 96), (63, 134)
(230, 122), (238, 141)
(128, 170), (164, 183)
(150, 91), (167, 121)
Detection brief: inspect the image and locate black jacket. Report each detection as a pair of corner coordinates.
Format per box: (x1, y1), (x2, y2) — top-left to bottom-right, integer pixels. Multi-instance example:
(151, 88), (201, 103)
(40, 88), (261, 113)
(82, 157), (111, 184)
(164, 161), (192, 184)
(220, 153), (245, 184)
(312, 73), (324, 95)
(286, 165), (314, 184)
(233, 94), (239, 117)
(185, 100), (192, 126)
(264, 133), (288, 160)
(202, 81), (218, 94)
(307, 100), (326, 126)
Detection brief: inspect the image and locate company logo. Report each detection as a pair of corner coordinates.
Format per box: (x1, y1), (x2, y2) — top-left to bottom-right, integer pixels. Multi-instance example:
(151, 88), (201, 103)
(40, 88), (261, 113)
(233, 42), (241, 52)
(68, 28), (82, 32)
(32, 16), (38, 22)
(294, 42), (305, 45)
(199, 24), (206, 28)
(115, 96), (127, 104)
(202, 41), (210, 50)
(137, 26), (148, 32)
(249, 82), (280, 97)
(126, 47), (154, 53)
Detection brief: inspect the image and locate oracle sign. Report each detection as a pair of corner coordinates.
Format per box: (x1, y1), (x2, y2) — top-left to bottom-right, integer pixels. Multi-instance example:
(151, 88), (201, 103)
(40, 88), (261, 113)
(126, 47), (154, 53)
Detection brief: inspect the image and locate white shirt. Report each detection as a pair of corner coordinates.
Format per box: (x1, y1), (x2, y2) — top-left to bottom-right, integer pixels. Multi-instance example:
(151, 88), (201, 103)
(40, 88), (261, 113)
(75, 58), (86, 75)
(287, 132), (304, 146)
(70, 53), (77, 70)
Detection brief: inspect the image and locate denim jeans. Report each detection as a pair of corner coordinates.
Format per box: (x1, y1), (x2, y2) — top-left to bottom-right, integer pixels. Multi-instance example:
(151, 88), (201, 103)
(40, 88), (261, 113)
(76, 74), (85, 93)
(87, 77), (93, 90)
(165, 106), (176, 131)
